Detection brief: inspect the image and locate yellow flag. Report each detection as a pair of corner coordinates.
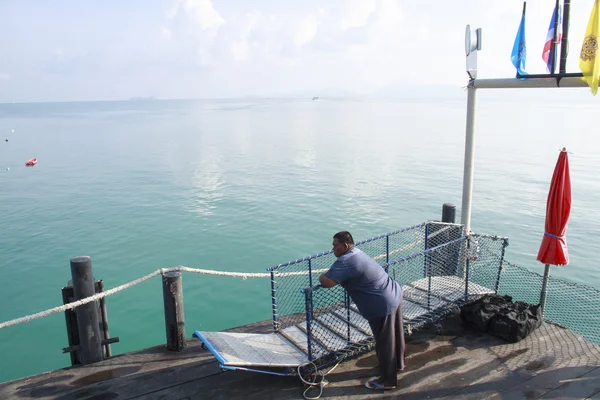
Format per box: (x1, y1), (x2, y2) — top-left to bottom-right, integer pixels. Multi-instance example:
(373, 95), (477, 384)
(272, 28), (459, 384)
(580, 0), (600, 95)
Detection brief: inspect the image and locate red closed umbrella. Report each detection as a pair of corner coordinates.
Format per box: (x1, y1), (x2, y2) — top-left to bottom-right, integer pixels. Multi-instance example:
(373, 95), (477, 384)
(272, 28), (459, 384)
(537, 148), (571, 314)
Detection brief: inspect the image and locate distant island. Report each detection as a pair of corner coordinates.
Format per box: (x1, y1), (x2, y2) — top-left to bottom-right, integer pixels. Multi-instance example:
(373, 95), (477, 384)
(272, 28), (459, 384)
(129, 96), (158, 101)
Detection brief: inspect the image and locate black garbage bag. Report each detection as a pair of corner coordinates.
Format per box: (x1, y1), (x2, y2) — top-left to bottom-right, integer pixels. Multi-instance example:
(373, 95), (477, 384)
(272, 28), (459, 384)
(460, 294), (513, 332)
(488, 301), (543, 343)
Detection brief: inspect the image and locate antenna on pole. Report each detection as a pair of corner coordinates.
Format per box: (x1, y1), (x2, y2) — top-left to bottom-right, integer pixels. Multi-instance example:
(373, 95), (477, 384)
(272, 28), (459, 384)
(465, 25), (482, 80)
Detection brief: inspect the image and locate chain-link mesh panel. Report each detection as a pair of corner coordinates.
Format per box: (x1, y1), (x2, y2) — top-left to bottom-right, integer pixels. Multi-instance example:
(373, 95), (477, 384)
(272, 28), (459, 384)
(391, 224), (466, 283)
(390, 237), (466, 331)
(497, 259), (600, 346)
(386, 222), (464, 284)
(386, 224), (426, 282)
(304, 286), (374, 365)
(270, 223), (430, 332)
(267, 224), (517, 368)
(386, 233), (508, 332)
(360, 224), (427, 268)
(465, 234), (508, 294)
(425, 222), (465, 277)
(271, 256), (334, 332)
(300, 230), (502, 368)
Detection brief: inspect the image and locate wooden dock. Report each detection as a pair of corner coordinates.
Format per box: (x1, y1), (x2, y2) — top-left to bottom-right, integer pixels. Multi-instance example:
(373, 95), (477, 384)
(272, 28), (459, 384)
(2, 314), (600, 400)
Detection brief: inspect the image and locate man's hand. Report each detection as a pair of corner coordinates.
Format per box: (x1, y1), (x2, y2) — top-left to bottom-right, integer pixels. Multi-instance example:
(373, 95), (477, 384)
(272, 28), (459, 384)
(319, 274), (338, 288)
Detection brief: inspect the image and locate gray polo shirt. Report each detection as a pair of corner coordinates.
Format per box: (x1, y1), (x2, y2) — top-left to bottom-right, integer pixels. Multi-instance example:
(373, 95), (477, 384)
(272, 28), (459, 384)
(325, 247), (402, 320)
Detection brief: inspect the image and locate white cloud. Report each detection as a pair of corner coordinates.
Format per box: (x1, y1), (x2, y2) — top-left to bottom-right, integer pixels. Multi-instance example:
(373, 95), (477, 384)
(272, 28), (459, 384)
(230, 37), (251, 61)
(293, 15), (319, 47)
(163, 7), (323, 68)
(169, 0), (224, 31)
(160, 26), (172, 40)
(339, 0), (377, 31)
(163, 0), (226, 66)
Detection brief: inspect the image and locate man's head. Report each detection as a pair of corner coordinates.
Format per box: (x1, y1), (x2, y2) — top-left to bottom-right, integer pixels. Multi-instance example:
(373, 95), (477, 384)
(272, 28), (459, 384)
(332, 231), (355, 257)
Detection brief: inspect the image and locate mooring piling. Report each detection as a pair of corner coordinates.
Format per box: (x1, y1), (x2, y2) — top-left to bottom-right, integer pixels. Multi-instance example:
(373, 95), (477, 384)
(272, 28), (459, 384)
(442, 203), (456, 223)
(69, 256), (104, 364)
(162, 271), (187, 351)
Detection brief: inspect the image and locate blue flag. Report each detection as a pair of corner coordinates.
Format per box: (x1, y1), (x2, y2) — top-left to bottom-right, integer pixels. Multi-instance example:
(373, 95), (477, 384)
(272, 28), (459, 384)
(511, 5), (527, 77)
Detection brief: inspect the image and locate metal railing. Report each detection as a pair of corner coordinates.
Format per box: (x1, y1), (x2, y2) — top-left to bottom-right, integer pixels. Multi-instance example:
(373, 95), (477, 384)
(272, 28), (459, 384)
(299, 232), (509, 367)
(268, 222), (465, 333)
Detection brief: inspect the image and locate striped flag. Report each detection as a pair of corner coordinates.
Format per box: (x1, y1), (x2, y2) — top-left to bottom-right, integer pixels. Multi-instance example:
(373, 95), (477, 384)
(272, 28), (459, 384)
(542, 5), (563, 73)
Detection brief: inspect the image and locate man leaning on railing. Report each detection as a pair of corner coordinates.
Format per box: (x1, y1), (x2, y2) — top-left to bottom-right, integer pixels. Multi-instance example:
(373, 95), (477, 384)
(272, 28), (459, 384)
(319, 231), (405, 391)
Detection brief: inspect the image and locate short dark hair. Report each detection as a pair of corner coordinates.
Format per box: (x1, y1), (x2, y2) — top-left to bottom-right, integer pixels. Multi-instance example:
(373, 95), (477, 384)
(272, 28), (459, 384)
(333, 231), (354, 245)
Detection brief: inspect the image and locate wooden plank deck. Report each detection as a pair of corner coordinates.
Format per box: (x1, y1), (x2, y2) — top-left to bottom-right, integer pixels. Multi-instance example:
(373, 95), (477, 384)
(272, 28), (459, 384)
(2, 314), (600, 400)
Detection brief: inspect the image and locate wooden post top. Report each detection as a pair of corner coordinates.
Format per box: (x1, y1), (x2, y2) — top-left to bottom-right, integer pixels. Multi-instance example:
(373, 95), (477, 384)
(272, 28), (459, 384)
(70, 256), (91, 264)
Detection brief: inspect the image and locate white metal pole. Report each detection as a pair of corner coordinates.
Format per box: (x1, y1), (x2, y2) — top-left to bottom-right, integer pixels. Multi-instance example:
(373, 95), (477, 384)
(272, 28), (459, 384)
(460, 75), (586, 234)
(461, 85), (477, 234)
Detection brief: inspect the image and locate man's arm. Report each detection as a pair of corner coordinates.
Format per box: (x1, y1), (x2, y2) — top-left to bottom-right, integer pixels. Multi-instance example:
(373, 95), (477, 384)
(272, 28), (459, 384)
(319, 273), (338, 288)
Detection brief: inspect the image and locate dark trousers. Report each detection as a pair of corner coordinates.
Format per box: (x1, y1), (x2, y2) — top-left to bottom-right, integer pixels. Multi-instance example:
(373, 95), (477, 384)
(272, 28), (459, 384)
(367, 303), (405, 387)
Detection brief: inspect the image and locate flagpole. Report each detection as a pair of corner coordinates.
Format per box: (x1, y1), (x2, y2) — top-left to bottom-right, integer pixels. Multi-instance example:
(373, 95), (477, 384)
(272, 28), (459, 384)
(551, 0), (561, 74)
(559, 0), (571, 73)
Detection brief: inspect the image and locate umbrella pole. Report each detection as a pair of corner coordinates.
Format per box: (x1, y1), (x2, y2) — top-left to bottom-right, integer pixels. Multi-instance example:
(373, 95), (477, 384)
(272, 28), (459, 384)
(539, 264), (551, 317)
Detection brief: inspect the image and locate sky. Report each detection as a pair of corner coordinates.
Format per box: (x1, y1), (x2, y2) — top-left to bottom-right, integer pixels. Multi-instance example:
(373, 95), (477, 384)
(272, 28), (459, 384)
(0, 0), (596, 102)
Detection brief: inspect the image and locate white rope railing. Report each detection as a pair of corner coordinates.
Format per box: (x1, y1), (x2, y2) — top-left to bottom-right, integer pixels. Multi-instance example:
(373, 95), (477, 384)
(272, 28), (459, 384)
(175, 266), (271, 279)
(0, 266), (274, 330)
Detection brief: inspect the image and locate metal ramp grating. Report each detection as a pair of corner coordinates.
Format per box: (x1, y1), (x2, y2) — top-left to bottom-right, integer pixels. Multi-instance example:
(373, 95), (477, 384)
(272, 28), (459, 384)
(407, 276), (494, 303)
(281, 325), (325, 357)
(334, 307), (372, 335)
(298, 320), (348, 352)
(316, 312), (370, 342)
(194, 276), (496, 371)
(193, 331), (308, 367)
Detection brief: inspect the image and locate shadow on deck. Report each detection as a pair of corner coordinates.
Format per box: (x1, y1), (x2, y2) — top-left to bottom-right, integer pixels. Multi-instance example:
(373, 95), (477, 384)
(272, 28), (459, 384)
(2, 314), (600, 400)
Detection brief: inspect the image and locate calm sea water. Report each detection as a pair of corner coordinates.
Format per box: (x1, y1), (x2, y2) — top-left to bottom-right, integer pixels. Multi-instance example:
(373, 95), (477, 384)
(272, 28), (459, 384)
(1, 92), (599, 382)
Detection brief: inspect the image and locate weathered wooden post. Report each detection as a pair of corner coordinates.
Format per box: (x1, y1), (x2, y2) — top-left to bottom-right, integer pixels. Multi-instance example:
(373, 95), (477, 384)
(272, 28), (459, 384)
(62, 279), (119, 364)
(441, 203), (462, 276)
(97, 280), (112, 357)
(70, 256), (103, 364)
(442, 203), (456, 223)
(162, 271), (187, 351)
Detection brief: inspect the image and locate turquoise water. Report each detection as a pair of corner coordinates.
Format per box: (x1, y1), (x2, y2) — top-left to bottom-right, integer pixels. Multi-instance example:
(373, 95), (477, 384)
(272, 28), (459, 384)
(1, 92), (599, 383)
